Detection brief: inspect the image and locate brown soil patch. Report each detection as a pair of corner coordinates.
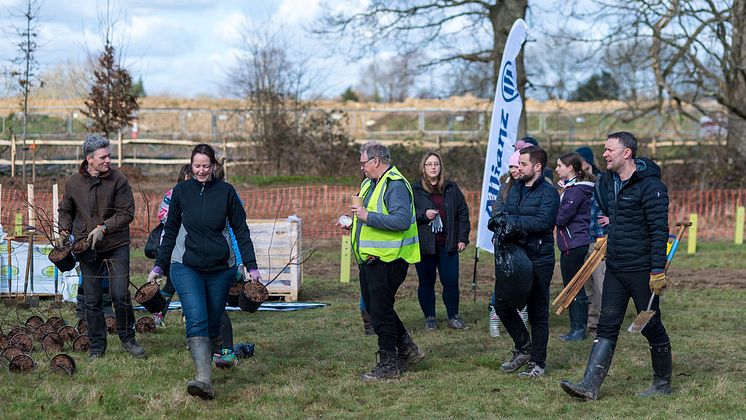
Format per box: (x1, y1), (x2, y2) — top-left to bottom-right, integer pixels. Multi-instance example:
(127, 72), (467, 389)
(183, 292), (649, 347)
(71, 238), (90, 254)
(75, 318), (87, 335)
(243, 281), (269, 303)
(49, 246), (72, 263)
(1, 346), (23, 361)
(105, 316), (116, 334)
(34, 324), (54, 342)
(668, 268), (746, 289)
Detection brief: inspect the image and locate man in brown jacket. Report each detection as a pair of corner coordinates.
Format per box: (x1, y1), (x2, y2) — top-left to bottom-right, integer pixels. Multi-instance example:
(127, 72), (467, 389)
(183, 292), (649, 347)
(59, 135), (145, 359)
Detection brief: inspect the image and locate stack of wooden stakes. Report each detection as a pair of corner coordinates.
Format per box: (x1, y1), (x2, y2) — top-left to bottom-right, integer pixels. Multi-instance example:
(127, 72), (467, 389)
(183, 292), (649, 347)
(553, 236), (607, 315)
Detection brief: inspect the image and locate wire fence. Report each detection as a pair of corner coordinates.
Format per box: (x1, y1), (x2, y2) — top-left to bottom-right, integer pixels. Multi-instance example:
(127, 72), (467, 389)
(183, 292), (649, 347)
(2, 185), (743, 243)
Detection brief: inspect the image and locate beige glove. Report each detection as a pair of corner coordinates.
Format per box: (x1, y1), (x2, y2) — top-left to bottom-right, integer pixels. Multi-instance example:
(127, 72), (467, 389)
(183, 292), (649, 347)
(649, 272), (668, 295)
(87, 225), (106, 250)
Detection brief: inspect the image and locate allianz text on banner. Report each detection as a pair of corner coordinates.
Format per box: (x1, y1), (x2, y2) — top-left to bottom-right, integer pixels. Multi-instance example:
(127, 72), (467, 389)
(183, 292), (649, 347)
(476, 19), (528, 253)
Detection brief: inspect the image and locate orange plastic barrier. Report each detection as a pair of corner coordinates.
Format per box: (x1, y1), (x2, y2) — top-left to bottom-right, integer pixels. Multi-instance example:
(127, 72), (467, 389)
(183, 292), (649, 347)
(1, 186), (744, 242)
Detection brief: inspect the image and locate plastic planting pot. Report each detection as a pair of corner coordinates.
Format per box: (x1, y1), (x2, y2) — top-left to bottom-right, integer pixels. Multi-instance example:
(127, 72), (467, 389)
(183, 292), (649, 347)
(10, 333), (33, 353)
(227, 281), (244, 307)
(46, 316), (65, 330)
(135, 282), (167, 314)
(50, 353), (76, 376)
(75, 318), (87, 335)
(58, 325), (79, 343)
(135, 316), (156, 334)
(41, 332), (64, 353)
(72, 335), (90, 352)
(49, 245), (76, 272)
(8, 354), (35, 373)
(71, 238), (95, 263)
(25, 315), (45, 329)
(238, 281), (269, 313)
(105, 316), (116, 334)
(1, 346), (23, 361)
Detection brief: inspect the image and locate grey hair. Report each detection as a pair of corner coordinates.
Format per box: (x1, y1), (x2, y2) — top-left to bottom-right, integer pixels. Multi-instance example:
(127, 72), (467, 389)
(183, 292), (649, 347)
(359, 141), (391, 165)
(83, 135), (110, 157)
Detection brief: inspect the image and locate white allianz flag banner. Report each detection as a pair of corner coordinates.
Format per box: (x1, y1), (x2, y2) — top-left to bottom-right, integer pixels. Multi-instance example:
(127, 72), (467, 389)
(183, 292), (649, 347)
(476, 19), (528, 253)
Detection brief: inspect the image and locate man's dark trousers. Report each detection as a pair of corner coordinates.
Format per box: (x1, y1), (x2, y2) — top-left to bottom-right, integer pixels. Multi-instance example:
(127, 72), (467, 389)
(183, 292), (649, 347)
(597, 269), (670, 346)
(80, 245), (136, 353)
(360, 258), (409, 352)
(495, 263), (554, 369)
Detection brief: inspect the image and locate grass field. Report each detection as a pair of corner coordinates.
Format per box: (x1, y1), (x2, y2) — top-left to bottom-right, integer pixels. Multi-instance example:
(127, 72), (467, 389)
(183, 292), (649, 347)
(0, 242), (744, 418)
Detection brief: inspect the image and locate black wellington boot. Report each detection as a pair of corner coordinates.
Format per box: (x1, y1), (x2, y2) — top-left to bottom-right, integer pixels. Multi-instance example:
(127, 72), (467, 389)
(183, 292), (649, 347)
(560, 299), (588, 342)
(639, 344), (672, 397)
(560, 337), (615, 400)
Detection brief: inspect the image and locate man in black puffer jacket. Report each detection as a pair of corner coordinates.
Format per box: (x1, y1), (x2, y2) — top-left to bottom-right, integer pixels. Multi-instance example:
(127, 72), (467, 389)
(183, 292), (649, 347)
(493, 145), (559, 378)
(561, 131), (672, 401)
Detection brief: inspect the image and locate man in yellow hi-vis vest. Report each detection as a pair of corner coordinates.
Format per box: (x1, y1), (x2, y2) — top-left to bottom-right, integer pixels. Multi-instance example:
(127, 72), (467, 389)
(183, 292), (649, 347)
(347, 141), (424, 381)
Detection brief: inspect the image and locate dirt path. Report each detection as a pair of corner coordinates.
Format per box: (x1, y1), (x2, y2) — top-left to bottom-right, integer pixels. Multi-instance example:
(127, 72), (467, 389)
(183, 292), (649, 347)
(668, 268), (746, 289)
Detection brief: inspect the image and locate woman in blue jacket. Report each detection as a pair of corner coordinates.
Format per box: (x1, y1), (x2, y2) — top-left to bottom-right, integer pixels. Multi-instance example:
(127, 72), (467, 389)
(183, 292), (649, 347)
(555, 152), (595, 341)
(148, 144), (260, 400)
(412, 152), (470, 330)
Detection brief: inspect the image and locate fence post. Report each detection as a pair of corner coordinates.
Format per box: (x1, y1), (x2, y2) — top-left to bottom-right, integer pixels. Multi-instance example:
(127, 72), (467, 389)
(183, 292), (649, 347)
(11, 134), (16, 178)
(117, 131), (123, 167)
(735, 206), (744, 245)
(687, 213), (698, 254)
(340, 234), (351, 283)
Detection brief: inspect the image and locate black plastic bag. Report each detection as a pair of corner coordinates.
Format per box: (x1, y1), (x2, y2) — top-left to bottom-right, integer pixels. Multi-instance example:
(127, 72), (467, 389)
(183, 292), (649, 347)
(144, 223), (163, 259)
(489, 210), (533, 309)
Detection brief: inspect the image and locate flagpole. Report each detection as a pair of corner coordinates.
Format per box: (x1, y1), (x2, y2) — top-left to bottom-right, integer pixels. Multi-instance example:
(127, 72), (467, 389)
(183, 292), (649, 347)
(472, 247), (479, 302)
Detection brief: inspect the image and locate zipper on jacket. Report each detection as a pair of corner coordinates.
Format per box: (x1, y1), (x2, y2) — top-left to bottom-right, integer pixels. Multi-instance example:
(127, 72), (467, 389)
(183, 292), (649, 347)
(201, 183), (208, 269)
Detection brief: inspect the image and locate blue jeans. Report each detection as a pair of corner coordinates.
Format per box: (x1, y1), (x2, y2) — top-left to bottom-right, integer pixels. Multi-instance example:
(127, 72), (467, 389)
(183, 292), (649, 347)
(170, 263), (236, 339)
(414, 246), (460, 318)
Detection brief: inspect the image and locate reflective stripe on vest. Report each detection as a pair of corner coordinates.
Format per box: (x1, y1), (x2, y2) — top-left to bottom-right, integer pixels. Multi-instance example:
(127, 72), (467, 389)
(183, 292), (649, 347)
(352, 166), (420, 264)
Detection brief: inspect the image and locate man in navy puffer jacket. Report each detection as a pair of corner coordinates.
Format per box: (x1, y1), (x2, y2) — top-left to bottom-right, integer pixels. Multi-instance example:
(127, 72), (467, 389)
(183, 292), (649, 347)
(494, 146), (559, 378)
(561, 131), (672, 401)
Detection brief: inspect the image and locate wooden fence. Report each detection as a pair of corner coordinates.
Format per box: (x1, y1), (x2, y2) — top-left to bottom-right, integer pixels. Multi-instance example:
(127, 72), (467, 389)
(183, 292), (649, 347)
(1, 185), (744, 243)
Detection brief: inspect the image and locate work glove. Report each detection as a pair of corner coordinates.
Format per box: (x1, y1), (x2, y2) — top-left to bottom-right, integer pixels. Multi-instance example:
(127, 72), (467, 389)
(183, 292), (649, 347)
(649, 271), (667, 295)
(248, 268), (262, 283)
(148, 267), (163, 285)
(87, 225), (106, 250)
(430, 213), (443, 233)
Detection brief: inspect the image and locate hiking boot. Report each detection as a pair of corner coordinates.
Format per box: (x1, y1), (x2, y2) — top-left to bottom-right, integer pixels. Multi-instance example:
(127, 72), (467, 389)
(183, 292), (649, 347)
(639, 344), (672, 397)
(447, 315), (469, 330)
(122, 340), (147, 358)
(500, 350), (531, 373)
(361, 350), (399, 381)
(397, 333), (425, 372)
(560, 337), (616, 400)
(424, 316), (437, 331)
(88, 351), (104, 360)
(518, 362), (545, 377)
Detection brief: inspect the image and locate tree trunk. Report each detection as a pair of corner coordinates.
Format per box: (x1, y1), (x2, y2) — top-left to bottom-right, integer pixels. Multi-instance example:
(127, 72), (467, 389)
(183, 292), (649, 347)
(725, 0), (746, 158)
(489, 0), (529, 138)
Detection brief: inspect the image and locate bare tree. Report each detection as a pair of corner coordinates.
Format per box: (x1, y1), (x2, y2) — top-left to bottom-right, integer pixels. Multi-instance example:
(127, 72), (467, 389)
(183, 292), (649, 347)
(315, 0), (529, 104)
(357, 50), (421, 102)
(8, 0), (44, 183)
(226, 26), (316, 175)
(565, 0), (746, 158)
(80, 2), (139, 138)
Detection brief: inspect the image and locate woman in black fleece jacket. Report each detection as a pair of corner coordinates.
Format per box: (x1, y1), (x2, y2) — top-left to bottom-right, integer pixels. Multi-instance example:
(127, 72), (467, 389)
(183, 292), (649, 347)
(148, 144), (259, 400)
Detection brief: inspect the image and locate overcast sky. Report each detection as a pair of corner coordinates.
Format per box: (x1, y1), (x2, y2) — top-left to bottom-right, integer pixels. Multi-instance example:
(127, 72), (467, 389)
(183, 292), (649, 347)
(0, 0), (363, 98)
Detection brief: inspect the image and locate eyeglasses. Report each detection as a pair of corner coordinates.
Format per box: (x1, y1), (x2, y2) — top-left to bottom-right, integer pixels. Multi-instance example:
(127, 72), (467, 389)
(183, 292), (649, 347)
(424, 162), (440, 167)
(360, 157), (376, 167)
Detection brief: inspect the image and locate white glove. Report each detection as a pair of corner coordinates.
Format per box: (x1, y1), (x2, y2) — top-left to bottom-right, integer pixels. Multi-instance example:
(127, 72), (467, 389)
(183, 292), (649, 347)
(87, 225), (106, 250)
(147, 267), (163, 285)
(248, 268), (262, 283)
